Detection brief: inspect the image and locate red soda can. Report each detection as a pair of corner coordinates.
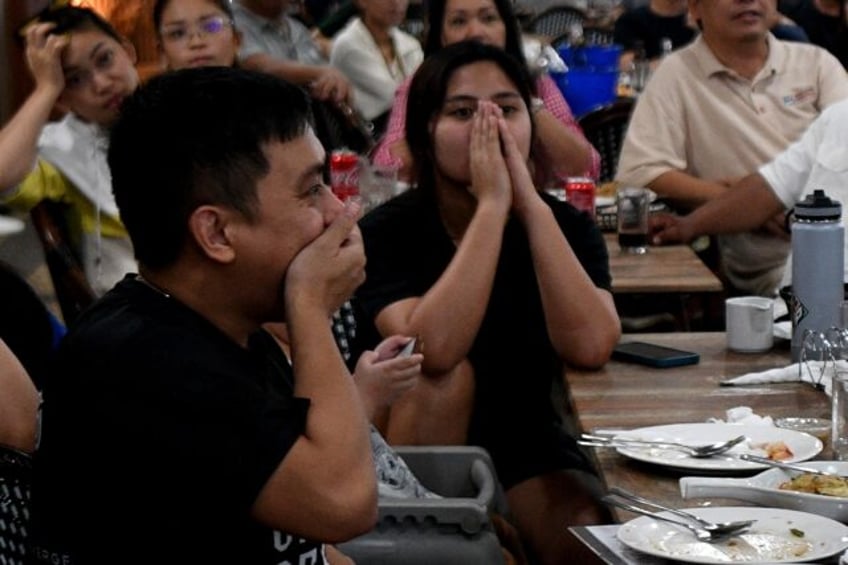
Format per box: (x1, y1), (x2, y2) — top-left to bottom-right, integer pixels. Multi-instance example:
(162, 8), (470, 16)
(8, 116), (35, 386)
(564, 176), (596, 218)
(330, 149), (360, 202)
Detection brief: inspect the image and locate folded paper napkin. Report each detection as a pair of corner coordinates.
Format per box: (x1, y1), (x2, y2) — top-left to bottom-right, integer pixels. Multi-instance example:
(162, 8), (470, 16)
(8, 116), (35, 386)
(721, 360), (848, 397)
(707, 406), (774, 426)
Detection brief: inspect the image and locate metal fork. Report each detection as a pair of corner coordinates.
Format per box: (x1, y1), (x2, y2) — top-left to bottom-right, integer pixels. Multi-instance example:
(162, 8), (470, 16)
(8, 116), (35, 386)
(579, 433), (747, 458)
(608, 487), (754, 536)
(737, 453), (841, 476)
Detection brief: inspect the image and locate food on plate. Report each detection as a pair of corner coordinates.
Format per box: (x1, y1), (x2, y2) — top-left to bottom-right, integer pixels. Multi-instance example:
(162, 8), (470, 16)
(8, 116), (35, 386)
(779, 474), (848, 497)
(750, 440), (794, 461)
(596, 181), (618, 197)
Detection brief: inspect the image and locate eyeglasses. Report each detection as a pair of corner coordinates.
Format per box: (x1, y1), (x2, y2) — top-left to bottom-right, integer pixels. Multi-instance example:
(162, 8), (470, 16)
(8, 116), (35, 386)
(160, 15), (233, 44)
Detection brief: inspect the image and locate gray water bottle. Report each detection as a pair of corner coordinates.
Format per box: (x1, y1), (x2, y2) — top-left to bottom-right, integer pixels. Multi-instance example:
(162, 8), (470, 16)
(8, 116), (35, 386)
(790, 189), (844, 361)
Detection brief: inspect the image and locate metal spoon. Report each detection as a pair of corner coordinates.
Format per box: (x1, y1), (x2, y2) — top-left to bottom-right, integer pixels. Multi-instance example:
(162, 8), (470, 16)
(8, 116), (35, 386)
(608, 487), (755, 536)
(603, 495), (738, 543)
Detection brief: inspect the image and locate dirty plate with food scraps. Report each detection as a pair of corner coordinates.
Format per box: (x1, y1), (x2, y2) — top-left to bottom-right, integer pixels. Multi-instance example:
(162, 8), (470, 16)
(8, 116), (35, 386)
(611, 423), (822, 473)
(618, 506), (848, 563)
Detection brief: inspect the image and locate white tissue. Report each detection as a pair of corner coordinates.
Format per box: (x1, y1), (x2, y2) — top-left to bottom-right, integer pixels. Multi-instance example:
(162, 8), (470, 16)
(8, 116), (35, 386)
(707, 406), (774, 426)
(721, 360), (847, 396)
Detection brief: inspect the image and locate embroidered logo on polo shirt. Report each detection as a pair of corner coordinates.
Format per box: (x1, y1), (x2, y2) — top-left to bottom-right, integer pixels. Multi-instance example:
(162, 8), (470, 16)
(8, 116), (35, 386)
(783, 87), (816, 106)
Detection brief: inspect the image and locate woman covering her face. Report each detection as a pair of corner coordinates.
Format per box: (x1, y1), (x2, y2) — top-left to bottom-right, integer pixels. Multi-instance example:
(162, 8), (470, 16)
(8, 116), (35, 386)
(371, 0), (600, 186)
(356, 41), (621, 565)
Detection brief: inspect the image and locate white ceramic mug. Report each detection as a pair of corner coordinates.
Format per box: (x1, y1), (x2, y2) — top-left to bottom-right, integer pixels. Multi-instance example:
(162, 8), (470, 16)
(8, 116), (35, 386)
(725, 296), (774, 353)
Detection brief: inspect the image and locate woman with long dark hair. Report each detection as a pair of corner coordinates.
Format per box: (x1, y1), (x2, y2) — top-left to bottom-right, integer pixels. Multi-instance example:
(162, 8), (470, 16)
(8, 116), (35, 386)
(357, 41), (620, 564)
(371, 0), (600, 185)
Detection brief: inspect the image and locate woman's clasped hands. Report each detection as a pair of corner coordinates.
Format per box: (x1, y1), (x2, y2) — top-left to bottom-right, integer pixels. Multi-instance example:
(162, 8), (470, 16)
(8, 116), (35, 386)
(468, 100), (542, 218)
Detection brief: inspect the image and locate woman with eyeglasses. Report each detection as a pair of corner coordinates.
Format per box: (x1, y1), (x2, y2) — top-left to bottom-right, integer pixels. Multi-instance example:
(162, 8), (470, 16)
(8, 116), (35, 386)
(371, 0), (600, 186)
(0, 6), (139, 296)
(154, 0), (241, 69)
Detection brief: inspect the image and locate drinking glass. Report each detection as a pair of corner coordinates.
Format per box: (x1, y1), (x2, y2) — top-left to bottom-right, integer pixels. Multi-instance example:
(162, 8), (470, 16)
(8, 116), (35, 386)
(617, 187), (650, 254)
(826, 327), (848, 460)
(833, 366), (848, 460)
(358, 162), (398, 212)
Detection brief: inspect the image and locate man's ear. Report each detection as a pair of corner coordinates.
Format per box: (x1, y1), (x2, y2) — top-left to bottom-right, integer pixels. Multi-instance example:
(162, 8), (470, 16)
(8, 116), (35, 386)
(188, 205), (237, 264)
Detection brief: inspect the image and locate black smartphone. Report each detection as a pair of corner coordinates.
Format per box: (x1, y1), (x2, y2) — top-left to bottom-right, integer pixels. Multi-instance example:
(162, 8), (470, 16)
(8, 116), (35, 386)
(612, 341), (700, 368)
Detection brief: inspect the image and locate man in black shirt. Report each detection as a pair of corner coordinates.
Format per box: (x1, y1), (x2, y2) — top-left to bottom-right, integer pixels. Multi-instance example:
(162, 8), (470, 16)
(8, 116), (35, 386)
(28, 67), (376, 564)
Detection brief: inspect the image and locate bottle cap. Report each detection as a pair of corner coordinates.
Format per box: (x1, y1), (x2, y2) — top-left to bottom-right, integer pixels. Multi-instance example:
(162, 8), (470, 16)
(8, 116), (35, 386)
(794, 189), (841, 221)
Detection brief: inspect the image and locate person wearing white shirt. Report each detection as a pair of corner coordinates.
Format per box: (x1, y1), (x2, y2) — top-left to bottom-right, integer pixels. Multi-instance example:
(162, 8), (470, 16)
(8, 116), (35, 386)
(330, 0), (423, 133)
(651, 97), (848, 286)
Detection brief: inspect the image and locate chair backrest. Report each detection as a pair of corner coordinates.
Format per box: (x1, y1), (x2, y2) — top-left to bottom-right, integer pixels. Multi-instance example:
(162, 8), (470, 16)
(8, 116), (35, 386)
(528, 6), (586, 39)
(29, 201), (96, 326)
(311, 100), (376, 158)
(583, 26), (615, 45)
(577, 98), (635, 183)
(399, 0), (425, 41)
(0, 444), (32, 565)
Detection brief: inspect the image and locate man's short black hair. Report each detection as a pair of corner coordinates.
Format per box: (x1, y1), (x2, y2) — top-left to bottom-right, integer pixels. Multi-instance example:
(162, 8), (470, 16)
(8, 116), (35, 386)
(108, 66), (313, 269)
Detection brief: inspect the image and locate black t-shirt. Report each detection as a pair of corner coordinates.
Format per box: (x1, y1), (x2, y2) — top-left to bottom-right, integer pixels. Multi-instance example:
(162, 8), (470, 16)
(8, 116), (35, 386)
(787, 0), (848, 68)
(28, 277), (324, 565)
(357, 188), (611, 488)
(613, 6), (696, 58)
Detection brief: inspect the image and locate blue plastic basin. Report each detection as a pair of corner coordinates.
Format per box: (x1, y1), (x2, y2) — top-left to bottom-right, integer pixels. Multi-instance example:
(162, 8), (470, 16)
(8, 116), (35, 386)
(551, 68), (619, 118)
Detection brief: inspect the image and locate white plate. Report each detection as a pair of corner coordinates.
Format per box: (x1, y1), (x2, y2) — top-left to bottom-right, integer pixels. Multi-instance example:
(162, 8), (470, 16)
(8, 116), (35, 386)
(613, 423), (822, 472)
(618, 506), (848, 563)
(681, 461), (848, 522)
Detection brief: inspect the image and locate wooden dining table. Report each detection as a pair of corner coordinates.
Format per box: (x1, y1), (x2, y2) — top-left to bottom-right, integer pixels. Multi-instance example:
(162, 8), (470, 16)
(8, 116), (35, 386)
(563, 332), (832, 561)
(605, 234), (725, 331)
(605, 233), (723, 295)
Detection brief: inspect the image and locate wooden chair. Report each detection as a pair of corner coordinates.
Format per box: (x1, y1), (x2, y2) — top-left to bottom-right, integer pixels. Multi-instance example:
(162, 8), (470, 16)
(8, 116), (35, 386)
(578, 98), (635, 183)
(527, 6), (586, 39)
(29, 200), (96, 326)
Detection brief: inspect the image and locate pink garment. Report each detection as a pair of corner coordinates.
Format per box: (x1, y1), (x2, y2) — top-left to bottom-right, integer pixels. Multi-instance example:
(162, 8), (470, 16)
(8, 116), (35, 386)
(372, 74), (601, 182)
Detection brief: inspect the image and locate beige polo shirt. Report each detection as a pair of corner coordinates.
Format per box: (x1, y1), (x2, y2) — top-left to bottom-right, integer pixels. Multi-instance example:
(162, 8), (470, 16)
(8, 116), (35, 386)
(617, 34), (848, 296)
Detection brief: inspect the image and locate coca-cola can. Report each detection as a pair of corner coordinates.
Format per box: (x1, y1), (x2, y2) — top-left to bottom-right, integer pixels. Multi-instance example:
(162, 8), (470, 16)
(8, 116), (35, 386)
(329, 149), (360, 202)
(565, 176), (596, 217)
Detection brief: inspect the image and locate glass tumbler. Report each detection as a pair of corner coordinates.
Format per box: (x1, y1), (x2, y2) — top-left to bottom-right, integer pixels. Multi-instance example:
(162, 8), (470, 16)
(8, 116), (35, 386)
(617, 187), (650, 254)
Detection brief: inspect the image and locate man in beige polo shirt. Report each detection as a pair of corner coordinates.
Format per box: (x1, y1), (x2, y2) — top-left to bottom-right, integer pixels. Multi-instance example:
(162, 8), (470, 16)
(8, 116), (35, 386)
(616, 0), (848, 296)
